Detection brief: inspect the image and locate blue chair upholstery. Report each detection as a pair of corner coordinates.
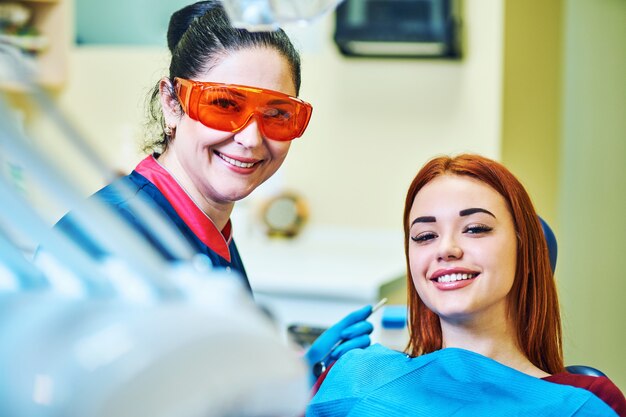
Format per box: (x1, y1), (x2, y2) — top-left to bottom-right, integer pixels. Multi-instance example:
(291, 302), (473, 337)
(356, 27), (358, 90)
(538, 217), (558, 273)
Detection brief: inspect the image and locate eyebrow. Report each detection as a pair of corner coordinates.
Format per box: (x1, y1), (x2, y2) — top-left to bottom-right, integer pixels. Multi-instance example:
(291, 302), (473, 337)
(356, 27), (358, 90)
(214, 88), (247, 100)
(459, 208), (496, 218)
(267, 99), (293, 106)
(411, 208), (495, 226)
(411, 216), (436, 226)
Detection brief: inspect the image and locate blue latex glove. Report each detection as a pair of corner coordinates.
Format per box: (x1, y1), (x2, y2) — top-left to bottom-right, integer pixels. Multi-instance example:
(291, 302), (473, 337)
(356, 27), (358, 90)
(305, 305), (374, 384)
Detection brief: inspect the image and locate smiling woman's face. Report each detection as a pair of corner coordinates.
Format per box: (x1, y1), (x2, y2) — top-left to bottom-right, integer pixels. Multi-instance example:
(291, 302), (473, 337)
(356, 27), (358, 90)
(160, 47), (296, 207)
(408, 174), (518, 325)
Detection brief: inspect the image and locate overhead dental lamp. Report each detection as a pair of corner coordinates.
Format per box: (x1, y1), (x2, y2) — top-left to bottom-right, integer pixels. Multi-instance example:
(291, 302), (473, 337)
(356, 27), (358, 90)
(221, 0), (346, 31)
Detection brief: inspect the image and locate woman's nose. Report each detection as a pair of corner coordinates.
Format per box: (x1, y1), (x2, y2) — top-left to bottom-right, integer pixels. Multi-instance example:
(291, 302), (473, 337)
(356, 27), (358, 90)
(437, 235), (463, 261)
(233, 119), (263, 148)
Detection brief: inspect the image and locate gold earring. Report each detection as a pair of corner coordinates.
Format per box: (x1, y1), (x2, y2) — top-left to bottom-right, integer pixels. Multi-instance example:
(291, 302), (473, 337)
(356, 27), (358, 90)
(164, 125), (174, 137)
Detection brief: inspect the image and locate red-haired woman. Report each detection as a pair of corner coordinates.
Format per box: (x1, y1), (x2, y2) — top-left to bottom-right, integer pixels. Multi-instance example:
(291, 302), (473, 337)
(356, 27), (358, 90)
(307, 154), (625, 416)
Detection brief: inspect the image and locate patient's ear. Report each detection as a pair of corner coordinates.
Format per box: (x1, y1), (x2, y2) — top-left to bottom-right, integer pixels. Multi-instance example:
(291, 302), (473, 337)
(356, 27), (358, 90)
(159, 77), (181, 128)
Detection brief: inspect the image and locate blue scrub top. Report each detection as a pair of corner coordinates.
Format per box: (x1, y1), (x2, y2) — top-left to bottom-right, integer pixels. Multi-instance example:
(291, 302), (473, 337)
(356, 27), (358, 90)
(53, 156), (251, 293)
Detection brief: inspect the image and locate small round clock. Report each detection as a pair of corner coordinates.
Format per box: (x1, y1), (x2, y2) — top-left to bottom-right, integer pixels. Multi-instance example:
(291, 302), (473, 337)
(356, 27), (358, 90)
(261, 192), (309, 238)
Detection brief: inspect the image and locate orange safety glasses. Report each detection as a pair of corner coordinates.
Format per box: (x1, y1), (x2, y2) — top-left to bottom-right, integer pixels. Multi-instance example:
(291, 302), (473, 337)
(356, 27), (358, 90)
(174, 77), (313, 142)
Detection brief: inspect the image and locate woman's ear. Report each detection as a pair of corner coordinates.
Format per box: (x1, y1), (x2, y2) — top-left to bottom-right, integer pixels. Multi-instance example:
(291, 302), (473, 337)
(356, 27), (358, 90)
(159, 77), (181, 129)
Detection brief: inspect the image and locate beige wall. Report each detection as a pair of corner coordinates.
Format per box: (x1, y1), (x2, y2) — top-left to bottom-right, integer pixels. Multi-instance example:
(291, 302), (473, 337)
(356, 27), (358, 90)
(501, 0), (626, 390)
(557, 0), (626, 389)
(502, 0), (626, 388)
(281, 0), (504, 229)
(501, 0), (563, 225)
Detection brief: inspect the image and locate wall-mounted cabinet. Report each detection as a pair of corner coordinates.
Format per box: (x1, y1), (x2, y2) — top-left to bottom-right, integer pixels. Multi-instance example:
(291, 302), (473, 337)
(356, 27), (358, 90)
(0, 0), (70, 89)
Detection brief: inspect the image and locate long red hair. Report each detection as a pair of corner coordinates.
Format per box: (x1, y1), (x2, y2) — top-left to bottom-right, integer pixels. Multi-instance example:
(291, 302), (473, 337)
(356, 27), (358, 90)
(403, 154), (564, 374)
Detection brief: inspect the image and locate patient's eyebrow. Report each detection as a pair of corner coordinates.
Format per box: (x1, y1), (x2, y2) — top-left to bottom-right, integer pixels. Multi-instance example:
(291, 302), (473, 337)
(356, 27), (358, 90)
(459, 208), (495, 218)
(411, 216), (436, 226)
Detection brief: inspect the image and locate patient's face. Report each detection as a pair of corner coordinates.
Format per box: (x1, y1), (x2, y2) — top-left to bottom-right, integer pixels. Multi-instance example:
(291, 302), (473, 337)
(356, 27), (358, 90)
(407, 174), (517, 327)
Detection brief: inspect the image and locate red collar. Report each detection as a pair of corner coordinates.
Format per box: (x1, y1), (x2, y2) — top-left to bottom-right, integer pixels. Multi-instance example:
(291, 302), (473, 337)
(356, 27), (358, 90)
(135, 155), (232, 262)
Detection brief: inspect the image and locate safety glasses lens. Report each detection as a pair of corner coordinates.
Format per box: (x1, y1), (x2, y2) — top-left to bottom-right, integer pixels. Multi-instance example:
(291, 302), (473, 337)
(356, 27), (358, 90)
(198, 88), (249, 131)
(179, 79), (311, 141)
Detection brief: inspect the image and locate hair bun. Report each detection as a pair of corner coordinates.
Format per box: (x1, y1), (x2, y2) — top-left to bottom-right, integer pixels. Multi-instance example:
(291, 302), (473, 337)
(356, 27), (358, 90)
(167, 1), (220, 52)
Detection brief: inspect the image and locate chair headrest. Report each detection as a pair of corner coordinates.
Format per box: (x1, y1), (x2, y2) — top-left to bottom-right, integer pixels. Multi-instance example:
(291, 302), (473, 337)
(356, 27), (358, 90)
(539, 216), (558, 273)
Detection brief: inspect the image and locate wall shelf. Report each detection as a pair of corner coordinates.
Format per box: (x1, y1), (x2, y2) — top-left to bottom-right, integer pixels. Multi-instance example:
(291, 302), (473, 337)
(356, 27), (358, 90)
(0, 0), (69, 89)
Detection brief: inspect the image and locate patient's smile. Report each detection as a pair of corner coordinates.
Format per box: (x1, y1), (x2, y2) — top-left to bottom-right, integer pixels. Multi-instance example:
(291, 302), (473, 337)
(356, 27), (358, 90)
(432, 273), (479, 283)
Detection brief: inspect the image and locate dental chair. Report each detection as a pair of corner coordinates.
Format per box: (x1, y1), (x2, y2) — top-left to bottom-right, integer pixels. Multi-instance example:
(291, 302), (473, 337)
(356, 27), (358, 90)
(538, 217), (607, 378)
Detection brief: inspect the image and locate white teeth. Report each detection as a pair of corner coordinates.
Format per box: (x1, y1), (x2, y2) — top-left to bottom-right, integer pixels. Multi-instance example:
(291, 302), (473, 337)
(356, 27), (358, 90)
(219, 153), (255, 168)
(435, 273), (477, 283)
